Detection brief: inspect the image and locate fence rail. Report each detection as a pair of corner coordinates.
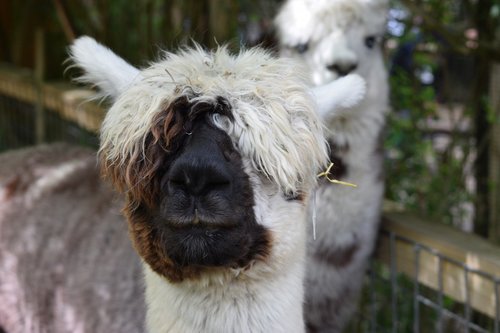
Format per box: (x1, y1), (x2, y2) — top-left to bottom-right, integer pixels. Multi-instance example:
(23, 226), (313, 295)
(376, 209), (500, 332)
(0, 65), (104, 133)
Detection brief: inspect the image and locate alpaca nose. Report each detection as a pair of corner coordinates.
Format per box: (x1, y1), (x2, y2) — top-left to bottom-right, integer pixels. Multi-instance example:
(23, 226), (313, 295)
(161, 122), (241, 227)
(326, 62), (358, 76)
(168, 161), (231, 196)
(167, 121), (233, 198)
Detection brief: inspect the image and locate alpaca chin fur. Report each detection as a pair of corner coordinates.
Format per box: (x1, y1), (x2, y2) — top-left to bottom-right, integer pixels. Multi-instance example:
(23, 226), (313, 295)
(276, 0), (390, 331)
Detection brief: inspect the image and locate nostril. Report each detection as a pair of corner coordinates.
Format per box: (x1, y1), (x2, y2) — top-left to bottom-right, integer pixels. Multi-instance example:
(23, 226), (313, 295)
(210, 178), (230, 186)
(202, 173), (231, 193)
(326, 63), (340, 73)
(167, 162), (232, 196)
(167, 170), (190, 188)
(168, 178), (187, 188)
(347, 63), (358, 73)
(326, 63), (358, 76)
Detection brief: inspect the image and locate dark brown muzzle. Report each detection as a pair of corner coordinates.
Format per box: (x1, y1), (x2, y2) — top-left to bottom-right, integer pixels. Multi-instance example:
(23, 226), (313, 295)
(160, 121), (240, 228)
(158, 121), (268, 268)
(127, 119), (270, 279)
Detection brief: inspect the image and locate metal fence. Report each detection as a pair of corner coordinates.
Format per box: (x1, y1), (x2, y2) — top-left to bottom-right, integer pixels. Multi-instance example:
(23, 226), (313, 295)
(0, 66), (102, 152)
(0, 94), (98, 151)
(355, 214), (500, 333)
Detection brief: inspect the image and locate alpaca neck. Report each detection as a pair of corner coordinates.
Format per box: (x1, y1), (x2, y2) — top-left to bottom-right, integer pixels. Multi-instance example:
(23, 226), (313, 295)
(143, 260), (305, 333)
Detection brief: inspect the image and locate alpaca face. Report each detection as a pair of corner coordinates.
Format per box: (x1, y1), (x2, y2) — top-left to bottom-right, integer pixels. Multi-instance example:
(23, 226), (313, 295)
(275, 0), (388, 86)
(118, 95), (272, 282)
(70, 38), (335, 283)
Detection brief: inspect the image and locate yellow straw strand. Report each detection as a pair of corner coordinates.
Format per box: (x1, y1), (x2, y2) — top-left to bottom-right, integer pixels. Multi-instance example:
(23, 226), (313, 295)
(317, 163), (358, 188)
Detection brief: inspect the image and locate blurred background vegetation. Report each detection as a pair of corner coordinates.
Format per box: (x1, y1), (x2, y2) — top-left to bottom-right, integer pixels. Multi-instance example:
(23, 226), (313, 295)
(0, 0), (499, 239)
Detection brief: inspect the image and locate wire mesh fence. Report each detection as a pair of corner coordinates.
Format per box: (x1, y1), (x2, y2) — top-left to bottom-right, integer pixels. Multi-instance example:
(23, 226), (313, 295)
(0, 94), (99, 151)
(0, 65), (101, 152)
(351, 223), (500, 333)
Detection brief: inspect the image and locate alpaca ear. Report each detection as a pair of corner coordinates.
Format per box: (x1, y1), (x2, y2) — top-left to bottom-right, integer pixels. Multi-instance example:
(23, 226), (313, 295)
(69, 36), (141, 100)
(311, 74), (366, 119)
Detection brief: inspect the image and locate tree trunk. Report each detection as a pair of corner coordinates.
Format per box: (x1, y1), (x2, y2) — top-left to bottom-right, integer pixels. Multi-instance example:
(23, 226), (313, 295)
(472, 0), (494, 238)
(489, 63), (500, 243)
(208, 0), (239, 48)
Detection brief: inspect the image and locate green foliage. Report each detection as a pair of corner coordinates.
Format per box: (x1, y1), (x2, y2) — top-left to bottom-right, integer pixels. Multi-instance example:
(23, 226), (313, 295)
(385, 3), (476, 227)
(385, 67), (474, 225)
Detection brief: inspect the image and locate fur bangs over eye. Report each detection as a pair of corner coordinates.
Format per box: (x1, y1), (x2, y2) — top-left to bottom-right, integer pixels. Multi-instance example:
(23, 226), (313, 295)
(98, 46), (328, 202)
(221, 70), (328, 196)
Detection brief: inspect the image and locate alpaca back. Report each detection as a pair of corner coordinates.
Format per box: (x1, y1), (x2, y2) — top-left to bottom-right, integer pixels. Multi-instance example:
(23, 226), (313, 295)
(0, 144), (145, 333)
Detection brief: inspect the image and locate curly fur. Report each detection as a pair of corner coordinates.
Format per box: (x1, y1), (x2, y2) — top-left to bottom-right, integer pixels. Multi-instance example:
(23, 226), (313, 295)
(275, 1), (390, 331)
(76, 44), (326, 199)
(70, 37), (332, 333)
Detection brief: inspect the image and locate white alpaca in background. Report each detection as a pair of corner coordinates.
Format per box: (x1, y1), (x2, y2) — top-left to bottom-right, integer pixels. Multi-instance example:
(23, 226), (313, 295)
(0, 36), (366, 333)
(275, 0), (390, 331)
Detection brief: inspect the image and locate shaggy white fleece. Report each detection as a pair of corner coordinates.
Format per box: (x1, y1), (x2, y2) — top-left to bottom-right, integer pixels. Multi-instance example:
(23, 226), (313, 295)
(69, 37), (367, 333)
(276, 0), (390, 331)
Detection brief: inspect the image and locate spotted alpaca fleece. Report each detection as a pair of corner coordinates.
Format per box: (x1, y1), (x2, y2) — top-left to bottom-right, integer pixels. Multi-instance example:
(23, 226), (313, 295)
(275, 0), (390, 331)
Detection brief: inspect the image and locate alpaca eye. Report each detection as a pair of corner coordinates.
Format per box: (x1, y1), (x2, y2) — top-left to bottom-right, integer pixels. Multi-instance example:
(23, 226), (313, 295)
(364, 36), (377, 49)
(284, 191), (303, 201)
(294, 43), (309, 54)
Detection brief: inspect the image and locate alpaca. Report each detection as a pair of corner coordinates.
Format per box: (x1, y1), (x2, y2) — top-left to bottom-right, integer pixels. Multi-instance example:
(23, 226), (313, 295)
(0, 144), (145, 333)
(0, 36), (366, 333)
(275, 0), (390, 331)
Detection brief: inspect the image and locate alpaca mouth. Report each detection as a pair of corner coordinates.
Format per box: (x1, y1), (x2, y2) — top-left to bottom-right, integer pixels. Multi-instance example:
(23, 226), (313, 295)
(162, 222), (269, 268)
(161, 208), (241, 229)
(126, 202), (270, 281)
